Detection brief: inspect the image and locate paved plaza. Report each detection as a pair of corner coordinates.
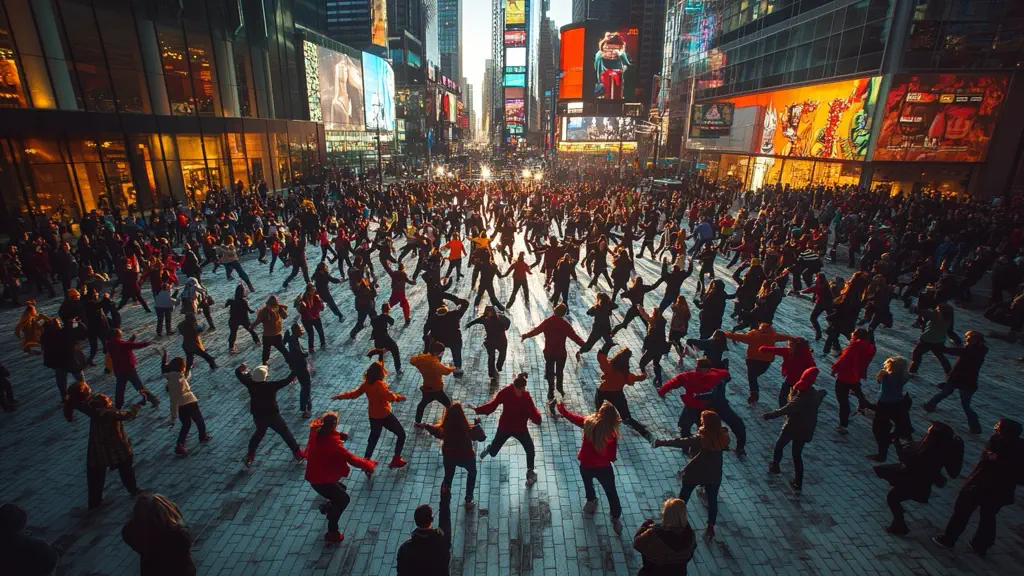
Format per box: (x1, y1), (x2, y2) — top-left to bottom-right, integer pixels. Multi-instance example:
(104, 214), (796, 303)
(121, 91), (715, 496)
(1, 231), (1022, 576)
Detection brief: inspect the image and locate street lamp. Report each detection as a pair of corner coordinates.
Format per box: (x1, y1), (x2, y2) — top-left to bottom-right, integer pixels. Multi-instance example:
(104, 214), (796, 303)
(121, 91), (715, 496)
(533, 171), (543, 181)
(522, 168), (531, 179)
(481, 166), (491, 180)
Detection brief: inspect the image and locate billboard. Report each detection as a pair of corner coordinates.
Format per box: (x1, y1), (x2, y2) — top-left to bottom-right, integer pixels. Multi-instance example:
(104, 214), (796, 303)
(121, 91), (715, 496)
(504, 87), (525, 100)
(585, 22), (640, 100)
(873, 74), (1008, 163)
(371, 0), (388, 47)
(362, 52), (395, 131)
(691, 103), (735, 129)
(504, 73), (525, 87)
(505, 0), (525, 26)
(559, 26), (585, 100)
(505, 99), (525, 123)
(505, 30), (527, 47)
(304, 41), (364, 131)
(505, 47), (527, 68)
(708, 76), (880, 161)
(564, 116), (636, 141)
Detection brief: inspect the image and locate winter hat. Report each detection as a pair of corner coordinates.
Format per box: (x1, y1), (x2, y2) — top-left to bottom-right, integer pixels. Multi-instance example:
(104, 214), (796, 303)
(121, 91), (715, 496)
(251, 365), (269, 383)
(793, 367), (819, 392)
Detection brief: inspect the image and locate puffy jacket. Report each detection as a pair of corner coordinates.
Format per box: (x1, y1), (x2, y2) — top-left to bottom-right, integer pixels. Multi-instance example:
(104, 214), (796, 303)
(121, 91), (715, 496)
(474, 385), (542, 433)
(657, 369), (729, 410)
(764, 371), (827, 443)
(522, 315), (584, 358)
(335, 379), (402, 419)
(633, 523), (696, 576)
(410, 353), (455, 392)
(726, 327), (790, 361)
(597, 353), (645, 392)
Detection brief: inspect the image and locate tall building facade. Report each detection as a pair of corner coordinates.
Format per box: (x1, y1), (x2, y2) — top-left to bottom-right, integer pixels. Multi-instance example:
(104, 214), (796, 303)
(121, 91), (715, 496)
(438, 0), (462, 82)
(466, 83), (475, 140)
(539, 14), (559, 149)
(326, 0), (390, 52)
(482, 59), (494, 143)
(0, 0), (331, 229)
(674, 0), (1024, 195)
(493, 0), (543, 151)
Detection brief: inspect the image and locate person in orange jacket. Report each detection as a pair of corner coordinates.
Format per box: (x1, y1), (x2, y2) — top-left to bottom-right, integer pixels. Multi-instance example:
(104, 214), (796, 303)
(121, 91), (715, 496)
(441, 233), (466, 281)
(411, 340), (456, 423)
(830, 327), (877, 434)
(724, 323), (795, 405)
(333, 350), (409, 468)
(304, 411), (377, 544)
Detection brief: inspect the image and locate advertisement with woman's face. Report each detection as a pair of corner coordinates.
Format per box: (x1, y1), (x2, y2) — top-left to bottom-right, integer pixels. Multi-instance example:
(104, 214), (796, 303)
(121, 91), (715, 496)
(362, 53), (396, 131)
(318, 48), (364, 131)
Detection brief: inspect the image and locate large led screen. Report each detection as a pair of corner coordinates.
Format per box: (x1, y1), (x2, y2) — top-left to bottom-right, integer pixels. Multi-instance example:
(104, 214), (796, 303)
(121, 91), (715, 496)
(504, 73), (525, 87)
(505, 47), (527, 68)
(712, 76), (880, 161)
(304, 41), (364, 131)
(564, 116), (636, 141)
(505, 0), (524, 25)
(505, 30), (526, 47)
(371, 0), (388, 47)
(873, 74), (1008, 163)
(585, 23), (640, 100)
(362, 52), (396, 131)
(559, 26), (585, 100)
(505, 99), (525, 124)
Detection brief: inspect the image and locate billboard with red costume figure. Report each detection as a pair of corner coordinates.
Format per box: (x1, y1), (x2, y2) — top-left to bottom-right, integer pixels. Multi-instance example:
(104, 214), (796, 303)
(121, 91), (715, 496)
(873, 73), (1008, 162)
(584, 22), (640, 101)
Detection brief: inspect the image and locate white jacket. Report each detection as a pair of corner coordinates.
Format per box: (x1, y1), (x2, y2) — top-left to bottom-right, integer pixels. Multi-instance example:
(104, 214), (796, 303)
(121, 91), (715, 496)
(165, 370), (198, 420)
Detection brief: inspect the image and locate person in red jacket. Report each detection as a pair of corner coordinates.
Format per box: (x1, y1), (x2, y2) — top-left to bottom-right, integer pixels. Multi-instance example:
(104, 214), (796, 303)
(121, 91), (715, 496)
(501, 252), (533, 309)
(658, 357), (730, 436)
(831, 327), (877, 434)
(304, 411), (377, 544)
(106, 329), (159, 409)
(474, 373), (542, 487)
(556, 400), (624, 535)
(759, 337), (817, 408)
(521, 303), (585, 412)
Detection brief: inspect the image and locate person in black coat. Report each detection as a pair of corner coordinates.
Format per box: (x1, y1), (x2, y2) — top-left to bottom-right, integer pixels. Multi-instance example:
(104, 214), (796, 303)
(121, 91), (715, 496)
(237, 363), (300, 467)
(695, 280), (732, 340)
(424, 297), (470, 376)
(763, 367), (827, 492)
(922, 330), (986, 434)
(632, 498), (696, 575)
(225, 284), (260, 353)
(877, 421), (963, 535)
(42, 317), (87, 401)
(932, 418), (1024, 555)
(686, 330), (729, 370)
(396, 503), (451, 576)
(312, 262), (345, 321)
(578, 293), (618, 356)
(466, 306), (511, 383)
(653, 258), (694, 313)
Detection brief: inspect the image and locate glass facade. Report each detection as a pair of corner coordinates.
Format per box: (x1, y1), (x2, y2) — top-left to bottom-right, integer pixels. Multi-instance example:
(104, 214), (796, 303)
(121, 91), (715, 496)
(0, 0), (329, 229)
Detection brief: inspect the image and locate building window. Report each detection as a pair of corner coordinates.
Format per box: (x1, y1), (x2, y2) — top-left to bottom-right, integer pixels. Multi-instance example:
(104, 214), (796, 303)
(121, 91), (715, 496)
(0, 9), (27, 108)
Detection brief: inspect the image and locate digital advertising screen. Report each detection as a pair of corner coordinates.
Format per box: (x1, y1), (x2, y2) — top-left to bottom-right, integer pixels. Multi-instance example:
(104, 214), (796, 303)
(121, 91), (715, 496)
(709, 76), (880, 161)
(304, 41), (364, 131)
(505, 99), (525, 124)
(504, 87), (525, 100)
(362, 52), (395, 131)
(873, 74), (1008, 163)
(504, 73), (525, 88)
(448, 93), (457, 123)
(564, 116), (636, 142)
(505, 30), (527, 47)
(691, 103), (735, 129)
(441, 93), (451, 122)
(559, 26), (585, 100)
(371, 0), (388, 47)
(505, 47), (527, 68)
(585, 22), (640, 101)
(505, 0), (525, 26)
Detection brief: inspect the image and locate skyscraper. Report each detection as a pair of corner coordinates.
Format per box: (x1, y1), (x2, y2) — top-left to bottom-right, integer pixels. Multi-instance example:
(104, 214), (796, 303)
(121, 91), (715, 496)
(326, 0), (390, 51)
(438, 0), (462, 80)
(482, 59), (494, 143)
(466, 83), (475, 140)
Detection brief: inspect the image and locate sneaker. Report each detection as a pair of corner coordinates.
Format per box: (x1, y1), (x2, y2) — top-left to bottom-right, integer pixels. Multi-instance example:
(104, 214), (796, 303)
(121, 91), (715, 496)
(767, 462), (781, 475)
(611, 517), (623, 535)
(525, 470), (538, 487)
(835, 426), (848, 435)
(464, 500), (476, 509)
(389, 455), (408, 469)
(789, 480), (802, 492)
(199, 435), (212, 443)
(583, 500), (598, 514)
(931, 535), (955, 550)
(174, 444), (189, 457)
(324, 531), (344, 544)
(293, 449), (306, 462)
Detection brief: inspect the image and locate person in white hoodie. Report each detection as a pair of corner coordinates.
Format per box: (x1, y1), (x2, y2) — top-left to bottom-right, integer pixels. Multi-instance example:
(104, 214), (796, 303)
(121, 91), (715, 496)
(163, 349), (210, 456)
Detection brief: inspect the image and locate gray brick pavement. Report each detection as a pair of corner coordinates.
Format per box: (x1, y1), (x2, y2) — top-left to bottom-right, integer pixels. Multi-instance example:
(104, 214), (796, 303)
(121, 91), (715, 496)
(0, 230), (1021, 575)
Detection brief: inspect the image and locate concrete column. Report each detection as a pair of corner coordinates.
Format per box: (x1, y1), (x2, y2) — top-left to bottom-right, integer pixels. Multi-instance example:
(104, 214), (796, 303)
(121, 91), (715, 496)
(251, 47), (275, 118)
(4, 0), (62, 108)
(135, 18), (171, 116)
(213, 39), (240, 117)
(27, 0), (77, 109)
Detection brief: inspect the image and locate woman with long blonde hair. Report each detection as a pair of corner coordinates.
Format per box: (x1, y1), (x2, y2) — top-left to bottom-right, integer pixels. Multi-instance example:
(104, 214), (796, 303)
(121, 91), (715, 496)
(868, 356), (911, 462)
(556, 400), (624, 533)
(633, 498), (697, 574)
(654, 410), (730, 540)
(122, 492), (196, 575)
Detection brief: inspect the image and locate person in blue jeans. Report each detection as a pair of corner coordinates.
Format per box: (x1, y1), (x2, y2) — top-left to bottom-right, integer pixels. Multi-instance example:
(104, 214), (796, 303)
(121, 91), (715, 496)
(923, 330), (986, 434)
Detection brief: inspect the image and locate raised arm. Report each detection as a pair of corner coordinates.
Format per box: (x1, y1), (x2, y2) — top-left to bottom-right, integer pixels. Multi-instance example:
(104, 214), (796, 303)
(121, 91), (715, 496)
(556, 403), (586, 428)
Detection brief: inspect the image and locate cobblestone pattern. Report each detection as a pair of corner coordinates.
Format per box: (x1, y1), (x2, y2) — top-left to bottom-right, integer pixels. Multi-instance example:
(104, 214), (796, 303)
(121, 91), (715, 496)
(0, 226), (1021, 575)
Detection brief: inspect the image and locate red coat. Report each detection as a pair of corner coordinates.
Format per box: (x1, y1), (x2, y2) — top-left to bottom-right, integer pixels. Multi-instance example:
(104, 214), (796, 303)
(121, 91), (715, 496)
(106, 337), (150, 374)
(657, 368), (729, 410)
(475, 385), (542, 433)
(304, 428), (375, 484)
(522, 316), (584, 358)
(760, 346), (817, 385)
(831, 338), (876, 383)
(557, 404), (618, 468)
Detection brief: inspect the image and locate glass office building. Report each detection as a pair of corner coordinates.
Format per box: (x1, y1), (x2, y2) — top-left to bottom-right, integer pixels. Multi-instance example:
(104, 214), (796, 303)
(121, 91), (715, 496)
(0, 0), (330, 229)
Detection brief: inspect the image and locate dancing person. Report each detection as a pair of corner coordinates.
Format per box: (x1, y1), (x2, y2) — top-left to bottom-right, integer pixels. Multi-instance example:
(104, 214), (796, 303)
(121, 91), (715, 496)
(121, 493), (197, 575)
(107, 329), (159, 409)
(653, 410), (730, 540)
(632, 498), (696, 575)
(801, 272), (832, 341)
(396, 504), (451, 574)
(255, 296), (290, 363)
(216, 236), (255, 292)
(922, 330), (987, 434)
(348, 277), (378, 340)
(424, 296), (470, 376)
(313, 262), (346, 322)
(411, 341), (455, 424)
(304, 411), (377, 544)
(830, 327), (876, 434)
(668, 295), (691, 359)
(177, 314), (217, 373)
(163, 350), (210, 456)
(723, 323), (794, 405)
(284, 324), (315, 418)
(384, 261), (415, 324)
(763, 367), (827, 493)
(225, 284), (260, 354)
(594, 347), (652, 439)
(908, 303), (955, 376)
(759, 337), (817, 408)
(296, 283), (327, 352)
(694, 280), (731, 339)
(501, 252), (532, 309)
(416, 403), (486, 508)
(80, 392), (144, 510)
(522, 303), (585, 412)
(467, 305), (511, 384)
(153, 280), (177, 337)
(236, 363), (302, 468)
(556, 400), (624, 534)
(658, 357), (730, 436)
(333, 352), (408, 468)
(578, 294), (618, 358)
(876, 422), (963, 535)
(868, 356), (912, 462)
(475, 372), (542, 487)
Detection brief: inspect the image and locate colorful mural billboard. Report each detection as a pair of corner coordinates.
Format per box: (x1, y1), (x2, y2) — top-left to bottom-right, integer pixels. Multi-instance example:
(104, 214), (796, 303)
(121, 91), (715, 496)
(873, 73), (1008, 163)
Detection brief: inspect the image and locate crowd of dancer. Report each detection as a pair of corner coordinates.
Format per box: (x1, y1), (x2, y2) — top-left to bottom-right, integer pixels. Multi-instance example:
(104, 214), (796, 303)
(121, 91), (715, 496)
(3, 172), (1024, 575)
